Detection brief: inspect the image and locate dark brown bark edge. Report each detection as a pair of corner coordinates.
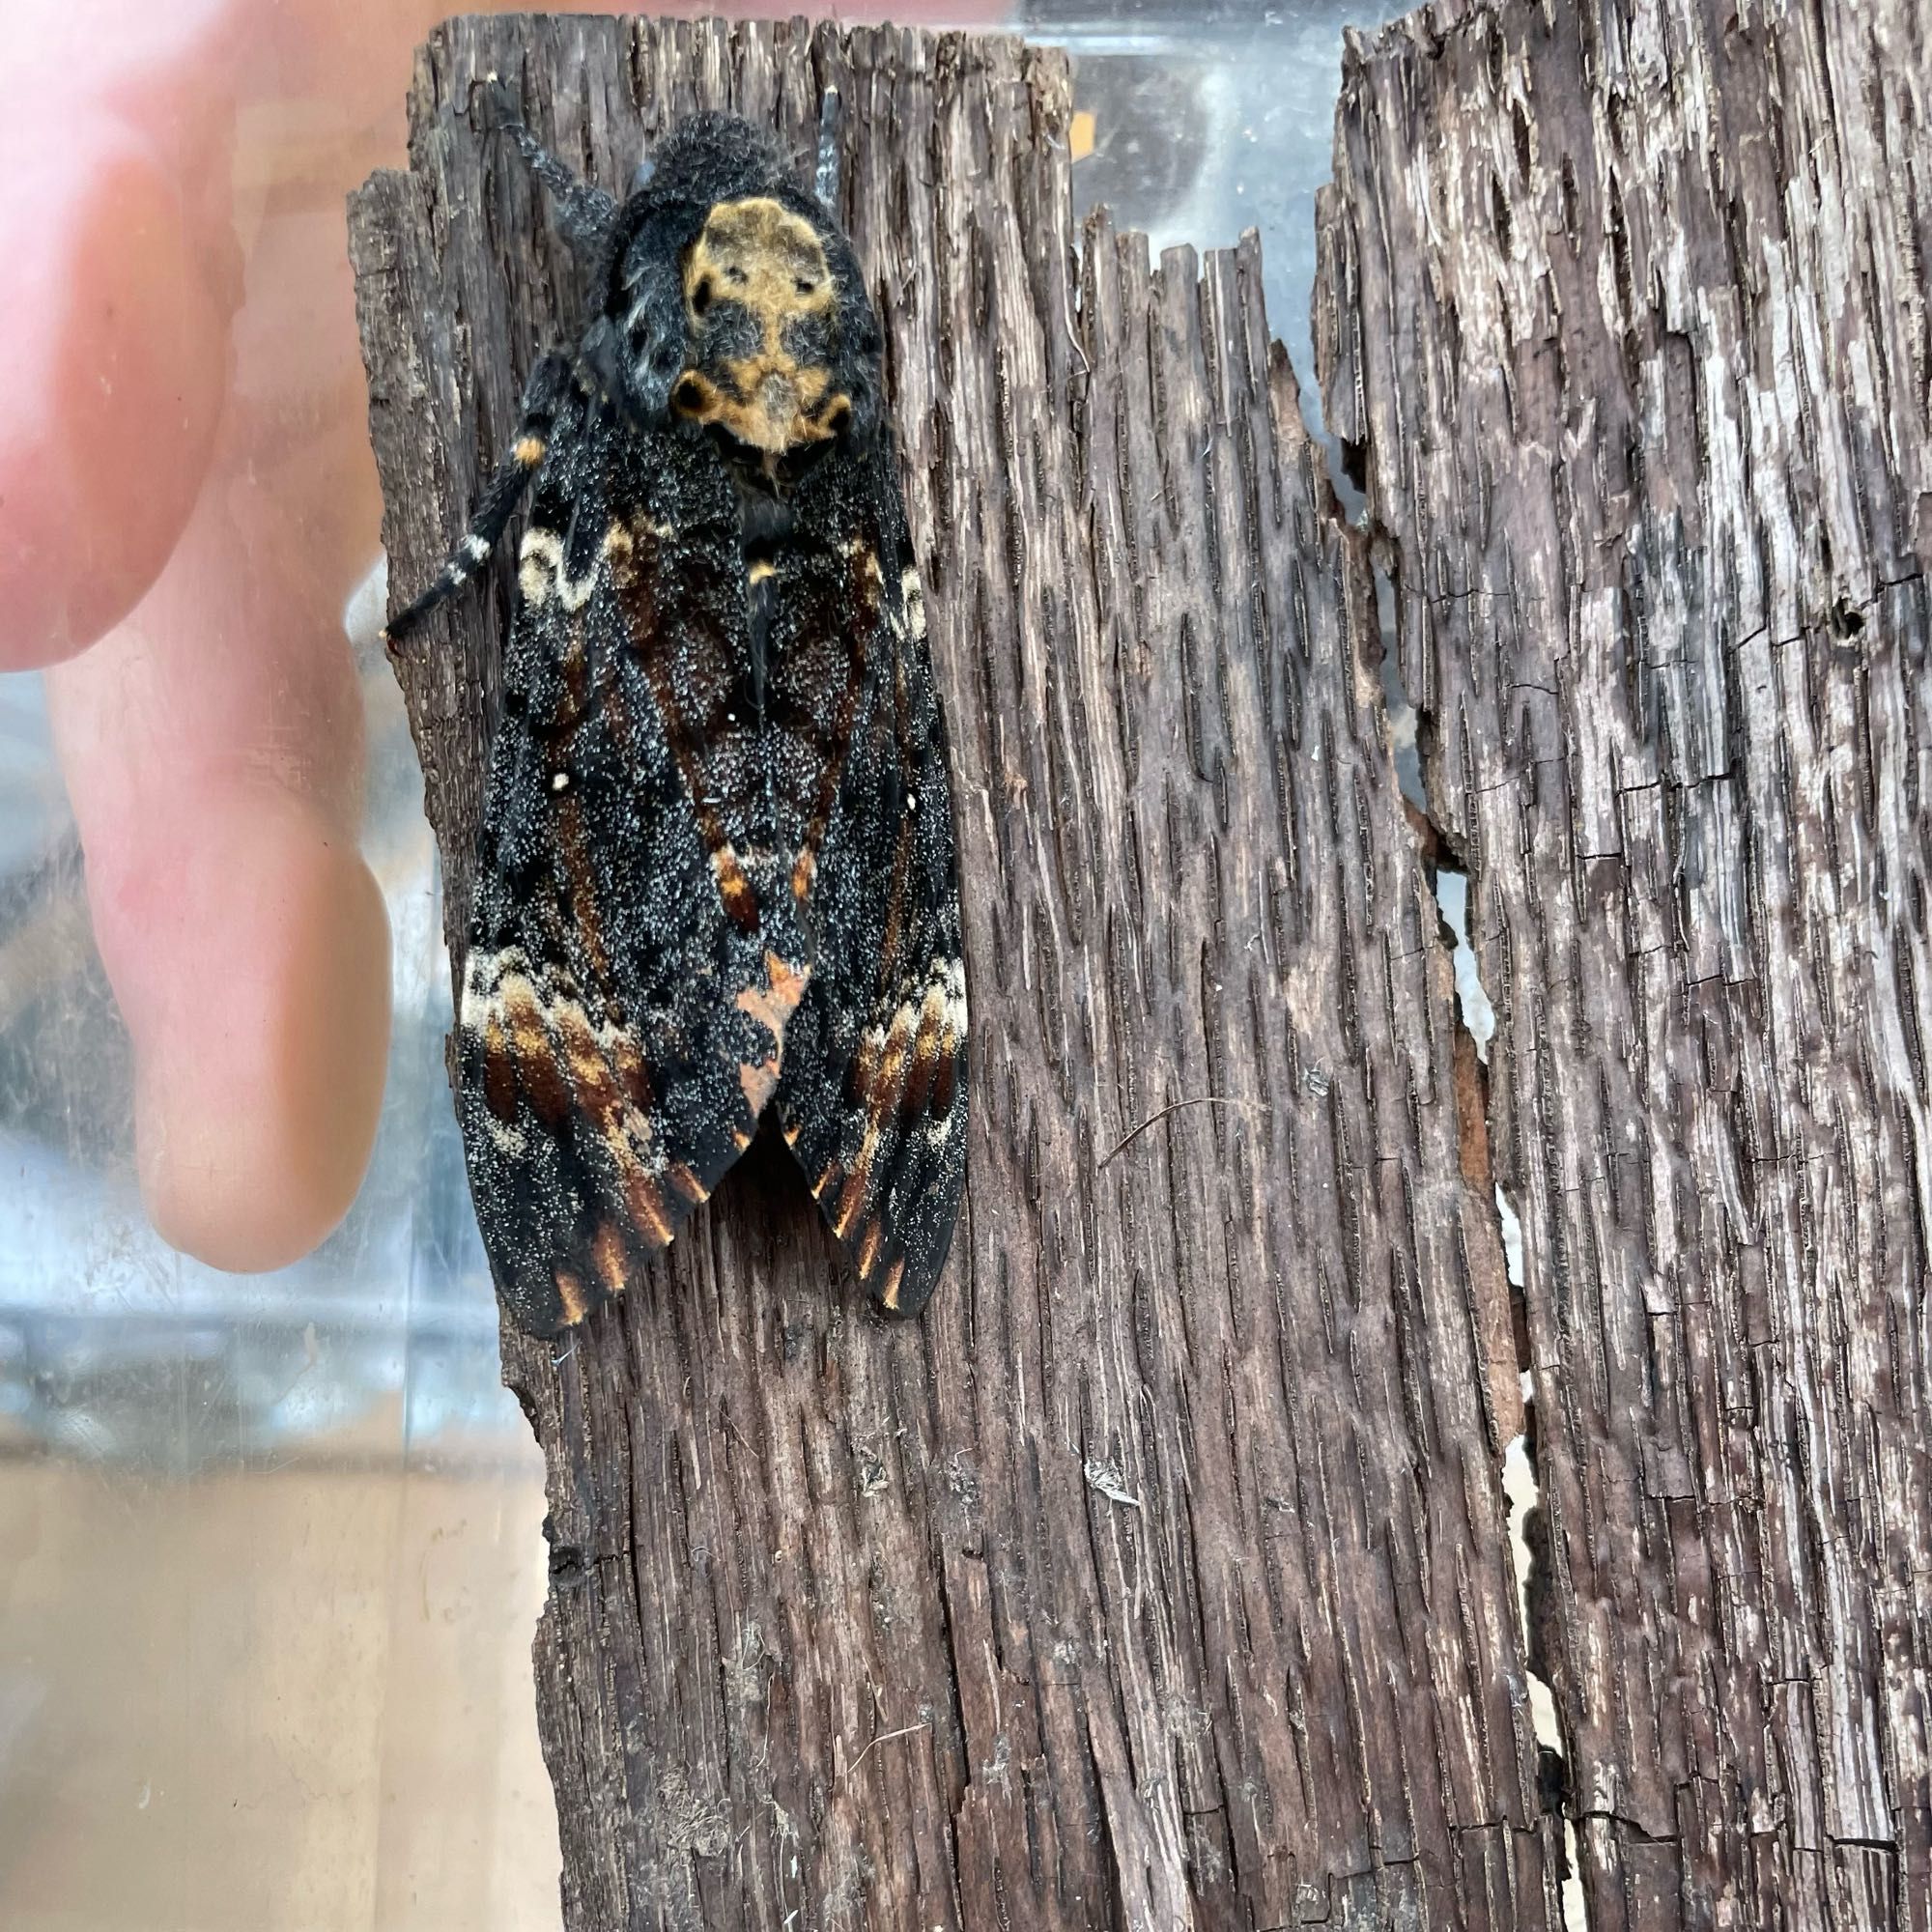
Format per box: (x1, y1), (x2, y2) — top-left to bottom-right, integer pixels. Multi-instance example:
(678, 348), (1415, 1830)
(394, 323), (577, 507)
(1317, 0), (1932, 1926)
(349, 13), (1545, 1930)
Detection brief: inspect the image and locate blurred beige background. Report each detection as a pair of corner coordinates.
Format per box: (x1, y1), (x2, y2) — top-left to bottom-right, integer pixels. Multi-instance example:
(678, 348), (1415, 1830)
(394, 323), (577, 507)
(0, 1415), (559, 1932)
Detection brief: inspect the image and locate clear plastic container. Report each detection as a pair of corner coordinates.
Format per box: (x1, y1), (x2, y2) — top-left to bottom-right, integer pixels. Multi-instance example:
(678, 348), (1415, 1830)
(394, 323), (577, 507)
(0, 6), (1389, 1923)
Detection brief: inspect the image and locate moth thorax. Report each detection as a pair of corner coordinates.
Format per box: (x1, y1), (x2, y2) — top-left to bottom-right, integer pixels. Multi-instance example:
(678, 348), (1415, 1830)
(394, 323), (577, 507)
(671, 196), (852, 454)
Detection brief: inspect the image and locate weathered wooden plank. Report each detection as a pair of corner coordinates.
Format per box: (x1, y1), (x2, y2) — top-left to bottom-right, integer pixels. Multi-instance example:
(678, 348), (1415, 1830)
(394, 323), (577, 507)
(351, 14), (1545, 1927)
(1318, 0), (1932, 1924)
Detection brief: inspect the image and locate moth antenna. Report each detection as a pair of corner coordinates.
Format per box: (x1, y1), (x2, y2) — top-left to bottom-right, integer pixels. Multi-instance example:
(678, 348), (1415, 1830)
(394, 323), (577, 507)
(482, 79), (617, 255)
(814, 86), (843, 215)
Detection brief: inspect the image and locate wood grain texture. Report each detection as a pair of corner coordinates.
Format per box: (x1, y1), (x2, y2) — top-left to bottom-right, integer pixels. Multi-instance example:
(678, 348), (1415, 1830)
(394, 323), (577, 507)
(350, 14), (1544, 1928)
(1318, 0), (1932, 1925)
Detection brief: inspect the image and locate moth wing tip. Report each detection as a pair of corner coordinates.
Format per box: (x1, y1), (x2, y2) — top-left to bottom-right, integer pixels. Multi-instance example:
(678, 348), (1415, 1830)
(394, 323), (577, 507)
(862, 1232), (957, 1321)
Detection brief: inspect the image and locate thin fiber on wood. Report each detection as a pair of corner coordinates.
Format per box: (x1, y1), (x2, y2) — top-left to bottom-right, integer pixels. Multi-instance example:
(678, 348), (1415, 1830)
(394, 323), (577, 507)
(351, 14), (1542, 1928)
(1319, 0), (1932, 1924)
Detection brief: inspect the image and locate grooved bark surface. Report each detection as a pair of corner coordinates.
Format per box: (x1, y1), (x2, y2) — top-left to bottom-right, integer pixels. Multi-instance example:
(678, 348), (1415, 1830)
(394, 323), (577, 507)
(350, 14), (1544, 1929)
(1318, 0), (1932, 1925)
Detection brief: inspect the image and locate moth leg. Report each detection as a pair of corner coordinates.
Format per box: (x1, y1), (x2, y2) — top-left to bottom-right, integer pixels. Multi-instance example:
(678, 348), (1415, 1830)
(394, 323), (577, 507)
(814, 86), (843, 214)
(483, 81), (616, 256)
(385, 352), (575, 643)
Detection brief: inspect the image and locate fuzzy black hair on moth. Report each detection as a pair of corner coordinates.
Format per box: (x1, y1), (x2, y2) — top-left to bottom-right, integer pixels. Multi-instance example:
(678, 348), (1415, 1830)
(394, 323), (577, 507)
(387, 91), (968, 1336)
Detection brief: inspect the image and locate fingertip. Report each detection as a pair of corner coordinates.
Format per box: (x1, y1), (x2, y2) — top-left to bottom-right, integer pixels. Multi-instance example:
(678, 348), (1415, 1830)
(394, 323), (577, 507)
(103, 793), (392, 1275)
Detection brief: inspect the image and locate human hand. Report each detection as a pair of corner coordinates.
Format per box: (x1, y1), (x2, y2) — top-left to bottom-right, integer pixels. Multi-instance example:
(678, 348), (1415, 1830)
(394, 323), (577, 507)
(1, 0), (405, 1270)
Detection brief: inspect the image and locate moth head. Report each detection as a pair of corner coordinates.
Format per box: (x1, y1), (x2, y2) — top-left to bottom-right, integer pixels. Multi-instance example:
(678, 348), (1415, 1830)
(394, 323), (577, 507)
(668, 196), (859, 455)
(607, 115), (882, 449)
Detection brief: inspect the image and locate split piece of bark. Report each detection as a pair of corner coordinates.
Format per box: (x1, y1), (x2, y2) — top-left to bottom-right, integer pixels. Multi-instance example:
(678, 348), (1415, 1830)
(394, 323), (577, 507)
(351, 14), (1539, 1928)
(1320, 0), (1932, 1923)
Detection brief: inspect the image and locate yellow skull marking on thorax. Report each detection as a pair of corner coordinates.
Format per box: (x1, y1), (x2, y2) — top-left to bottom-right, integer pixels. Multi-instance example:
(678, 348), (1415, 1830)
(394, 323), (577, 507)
(673, 197), (852, 454)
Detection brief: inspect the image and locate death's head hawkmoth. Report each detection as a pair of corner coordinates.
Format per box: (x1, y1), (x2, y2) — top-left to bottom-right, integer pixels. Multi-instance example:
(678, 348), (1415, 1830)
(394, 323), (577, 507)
(386, 97), (968, 1336)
